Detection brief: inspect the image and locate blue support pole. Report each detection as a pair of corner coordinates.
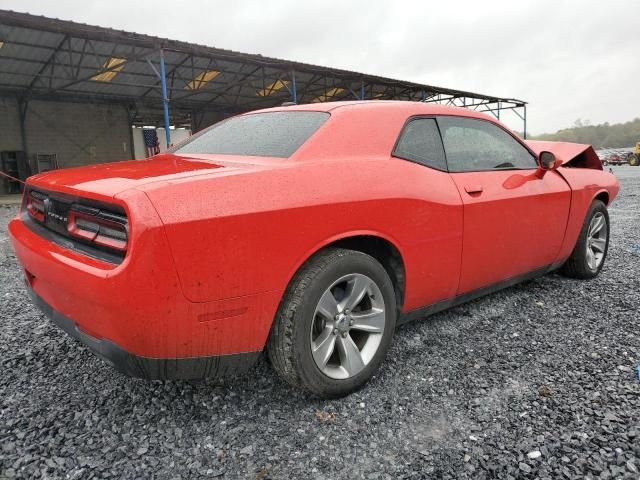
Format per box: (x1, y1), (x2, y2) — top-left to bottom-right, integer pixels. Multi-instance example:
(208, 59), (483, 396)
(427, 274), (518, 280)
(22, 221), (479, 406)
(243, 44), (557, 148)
(360, 80), (365, 100)
(159, 49), (171, 148)
(291, 71), (297, 104)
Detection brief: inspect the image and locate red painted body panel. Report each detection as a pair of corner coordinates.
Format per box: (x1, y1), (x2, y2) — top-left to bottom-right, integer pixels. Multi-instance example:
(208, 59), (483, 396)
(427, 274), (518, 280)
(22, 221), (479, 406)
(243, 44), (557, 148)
(142, 157), (463, 309)
(27, 155), (232, 198)
(450, 170), (571, 293)
(554, 168), (619, 261)
(8, 189), (280, 358)
(7, 101), (620, 362)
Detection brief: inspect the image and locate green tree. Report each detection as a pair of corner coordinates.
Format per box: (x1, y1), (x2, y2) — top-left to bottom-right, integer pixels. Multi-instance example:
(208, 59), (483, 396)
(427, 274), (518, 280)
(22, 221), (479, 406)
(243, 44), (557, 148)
(531, 118), (640, 148)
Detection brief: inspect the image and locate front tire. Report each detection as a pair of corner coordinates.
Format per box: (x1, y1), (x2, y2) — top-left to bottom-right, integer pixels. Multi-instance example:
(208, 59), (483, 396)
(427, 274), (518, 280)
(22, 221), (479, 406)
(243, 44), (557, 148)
(560, 200), (609, 279)
(267, 248), (396, 398)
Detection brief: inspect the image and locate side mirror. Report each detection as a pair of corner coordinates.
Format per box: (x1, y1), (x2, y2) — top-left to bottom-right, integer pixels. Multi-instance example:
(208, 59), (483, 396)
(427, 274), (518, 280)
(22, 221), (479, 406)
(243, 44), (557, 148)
(536, 151), (557, 178)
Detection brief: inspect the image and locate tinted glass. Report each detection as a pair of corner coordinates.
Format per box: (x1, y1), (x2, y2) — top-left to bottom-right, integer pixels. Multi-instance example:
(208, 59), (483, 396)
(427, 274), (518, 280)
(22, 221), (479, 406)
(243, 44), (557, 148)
(174, 111), (329, 158)
(438, 117), (536, 171)
(394, 118), (446, 170)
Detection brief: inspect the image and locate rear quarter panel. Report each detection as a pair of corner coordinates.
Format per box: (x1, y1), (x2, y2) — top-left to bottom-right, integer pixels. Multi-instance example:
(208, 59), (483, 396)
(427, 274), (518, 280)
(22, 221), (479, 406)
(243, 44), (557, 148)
(141, 157), (464, 313)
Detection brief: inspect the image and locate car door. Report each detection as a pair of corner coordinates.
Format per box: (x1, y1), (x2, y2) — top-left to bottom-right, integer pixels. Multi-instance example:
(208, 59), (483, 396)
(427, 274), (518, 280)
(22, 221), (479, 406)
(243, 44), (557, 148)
(437, 116), (571, 295)
(392, 117), (463, 307)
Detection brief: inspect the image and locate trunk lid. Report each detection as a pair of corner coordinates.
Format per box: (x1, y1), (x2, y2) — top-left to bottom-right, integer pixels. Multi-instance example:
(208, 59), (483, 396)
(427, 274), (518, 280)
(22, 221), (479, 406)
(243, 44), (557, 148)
(27, 153), (270, 198)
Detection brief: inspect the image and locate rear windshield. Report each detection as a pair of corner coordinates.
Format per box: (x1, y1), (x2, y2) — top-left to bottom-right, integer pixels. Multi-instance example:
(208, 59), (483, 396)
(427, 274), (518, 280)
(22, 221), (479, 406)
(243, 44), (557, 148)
(174, 111), (329, 158)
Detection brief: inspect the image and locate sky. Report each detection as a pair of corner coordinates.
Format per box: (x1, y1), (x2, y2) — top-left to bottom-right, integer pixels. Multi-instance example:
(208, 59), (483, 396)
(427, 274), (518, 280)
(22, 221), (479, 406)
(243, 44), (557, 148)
(1, 0), (639, 134)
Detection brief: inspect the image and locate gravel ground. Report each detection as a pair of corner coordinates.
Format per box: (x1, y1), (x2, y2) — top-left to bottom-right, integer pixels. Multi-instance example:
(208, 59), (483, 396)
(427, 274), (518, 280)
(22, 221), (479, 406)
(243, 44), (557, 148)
(1, 167), (639, 479)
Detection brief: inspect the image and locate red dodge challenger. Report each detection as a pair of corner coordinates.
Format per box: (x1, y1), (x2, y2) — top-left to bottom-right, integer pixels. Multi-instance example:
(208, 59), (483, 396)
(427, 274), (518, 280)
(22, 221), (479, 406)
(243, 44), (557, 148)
(9, 101), (619, 398)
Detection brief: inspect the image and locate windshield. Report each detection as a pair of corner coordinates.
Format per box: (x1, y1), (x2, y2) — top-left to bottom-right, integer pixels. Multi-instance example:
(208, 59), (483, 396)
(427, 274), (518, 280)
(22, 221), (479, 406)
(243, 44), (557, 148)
(174, 111), (329, 158)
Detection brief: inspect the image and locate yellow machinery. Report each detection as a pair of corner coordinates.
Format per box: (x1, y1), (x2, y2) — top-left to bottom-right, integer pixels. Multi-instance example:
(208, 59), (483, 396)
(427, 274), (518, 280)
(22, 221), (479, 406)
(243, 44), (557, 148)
(631, 143), (640, 166)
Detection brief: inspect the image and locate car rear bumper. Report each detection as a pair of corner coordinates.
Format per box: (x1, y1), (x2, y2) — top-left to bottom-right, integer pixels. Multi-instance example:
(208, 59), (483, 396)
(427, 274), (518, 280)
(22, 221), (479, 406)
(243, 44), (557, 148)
(8, 202), (281, 366)
(26, 285), (261, 380)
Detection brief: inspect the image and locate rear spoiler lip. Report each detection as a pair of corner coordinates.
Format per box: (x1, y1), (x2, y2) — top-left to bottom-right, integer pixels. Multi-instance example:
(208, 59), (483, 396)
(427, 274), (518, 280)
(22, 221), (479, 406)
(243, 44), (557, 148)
(524, 140), (602, 170)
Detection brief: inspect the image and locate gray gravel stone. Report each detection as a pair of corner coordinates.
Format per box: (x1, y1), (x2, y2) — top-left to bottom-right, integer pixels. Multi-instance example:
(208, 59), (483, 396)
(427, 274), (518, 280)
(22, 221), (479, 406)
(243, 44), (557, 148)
(1, 166), (639, 479)
(518, 462), (532, 473)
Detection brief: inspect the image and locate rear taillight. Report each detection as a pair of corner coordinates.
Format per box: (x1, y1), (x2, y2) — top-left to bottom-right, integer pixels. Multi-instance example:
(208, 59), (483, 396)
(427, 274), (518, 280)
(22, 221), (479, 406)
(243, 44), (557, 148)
(22, 188), (128, 264)
(26, 190), (46, 222)
(67, 206), (128, 252)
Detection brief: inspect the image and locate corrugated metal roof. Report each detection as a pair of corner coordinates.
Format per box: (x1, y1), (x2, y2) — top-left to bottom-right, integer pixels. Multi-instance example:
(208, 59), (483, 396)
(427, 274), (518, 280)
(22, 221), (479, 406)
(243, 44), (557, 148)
(0, 9), (526, 126)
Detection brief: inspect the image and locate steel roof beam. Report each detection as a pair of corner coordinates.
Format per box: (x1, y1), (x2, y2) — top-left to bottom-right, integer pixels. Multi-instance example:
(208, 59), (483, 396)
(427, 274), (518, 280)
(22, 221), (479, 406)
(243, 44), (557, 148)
(0, 9), (525, 106)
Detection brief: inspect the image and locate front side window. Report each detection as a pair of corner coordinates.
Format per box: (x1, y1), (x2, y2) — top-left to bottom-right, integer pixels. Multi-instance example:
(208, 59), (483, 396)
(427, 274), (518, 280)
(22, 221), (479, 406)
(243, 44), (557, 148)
(174, 111), (329, 158)
(393, 118), (446, 170)
(438, 117), (537, 172)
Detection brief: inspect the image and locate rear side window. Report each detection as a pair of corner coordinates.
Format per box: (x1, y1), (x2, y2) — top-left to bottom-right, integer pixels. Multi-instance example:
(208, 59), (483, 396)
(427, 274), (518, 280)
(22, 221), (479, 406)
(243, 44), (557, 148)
(174, 111), (329, 158)
(393, 118), (446, 170)
(438, 116), (536, 171)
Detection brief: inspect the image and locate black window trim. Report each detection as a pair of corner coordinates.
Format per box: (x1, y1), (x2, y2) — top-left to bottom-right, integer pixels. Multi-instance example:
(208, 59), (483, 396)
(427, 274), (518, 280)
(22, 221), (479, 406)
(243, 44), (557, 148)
(391, 115), (449, 172)
(392, 114), (540, 174)
(435, 115), (539, 173)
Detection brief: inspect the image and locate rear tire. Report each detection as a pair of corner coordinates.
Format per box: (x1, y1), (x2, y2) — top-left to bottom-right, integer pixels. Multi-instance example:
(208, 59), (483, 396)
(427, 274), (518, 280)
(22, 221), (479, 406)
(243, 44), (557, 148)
(628, 154), (639, 167)
(267, 248), (396, 398)
(560, 200), (609, 279)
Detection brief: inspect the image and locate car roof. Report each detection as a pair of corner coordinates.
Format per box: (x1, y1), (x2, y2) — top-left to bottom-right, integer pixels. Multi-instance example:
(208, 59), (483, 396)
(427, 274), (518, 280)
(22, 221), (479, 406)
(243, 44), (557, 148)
(247, 100), (494, 121)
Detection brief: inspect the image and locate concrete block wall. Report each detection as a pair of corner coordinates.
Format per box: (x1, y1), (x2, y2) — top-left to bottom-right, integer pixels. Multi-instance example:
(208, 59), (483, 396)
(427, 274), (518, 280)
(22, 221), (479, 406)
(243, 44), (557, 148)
(0, 96), (132, 194)
(0, 97), (23, 153)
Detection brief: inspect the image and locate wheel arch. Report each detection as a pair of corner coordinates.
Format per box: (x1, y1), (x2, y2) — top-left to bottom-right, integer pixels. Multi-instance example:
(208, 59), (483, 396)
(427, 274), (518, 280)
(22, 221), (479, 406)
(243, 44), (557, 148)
(286, 231), (407, 314)
(594, 190), (610, 206)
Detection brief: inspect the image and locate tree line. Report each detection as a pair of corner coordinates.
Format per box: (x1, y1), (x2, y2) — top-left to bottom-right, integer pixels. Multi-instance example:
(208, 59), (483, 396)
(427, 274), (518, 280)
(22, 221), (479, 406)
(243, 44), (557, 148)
(525, 118), (640, 149)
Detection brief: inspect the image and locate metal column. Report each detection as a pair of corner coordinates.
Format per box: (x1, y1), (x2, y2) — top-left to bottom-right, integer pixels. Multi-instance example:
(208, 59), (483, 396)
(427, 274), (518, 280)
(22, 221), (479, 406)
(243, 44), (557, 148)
(291, 71), (297, 104)
(159, 49), (171, 148)
(18, 100), (28, 155)
(126, 104), (137, 158)
(360, 81), (365, 100)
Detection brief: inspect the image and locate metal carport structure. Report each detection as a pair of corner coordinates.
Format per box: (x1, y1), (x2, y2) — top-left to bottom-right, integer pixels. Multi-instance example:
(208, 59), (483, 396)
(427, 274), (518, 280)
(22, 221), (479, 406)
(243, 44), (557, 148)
(0, 9), (527, 151)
